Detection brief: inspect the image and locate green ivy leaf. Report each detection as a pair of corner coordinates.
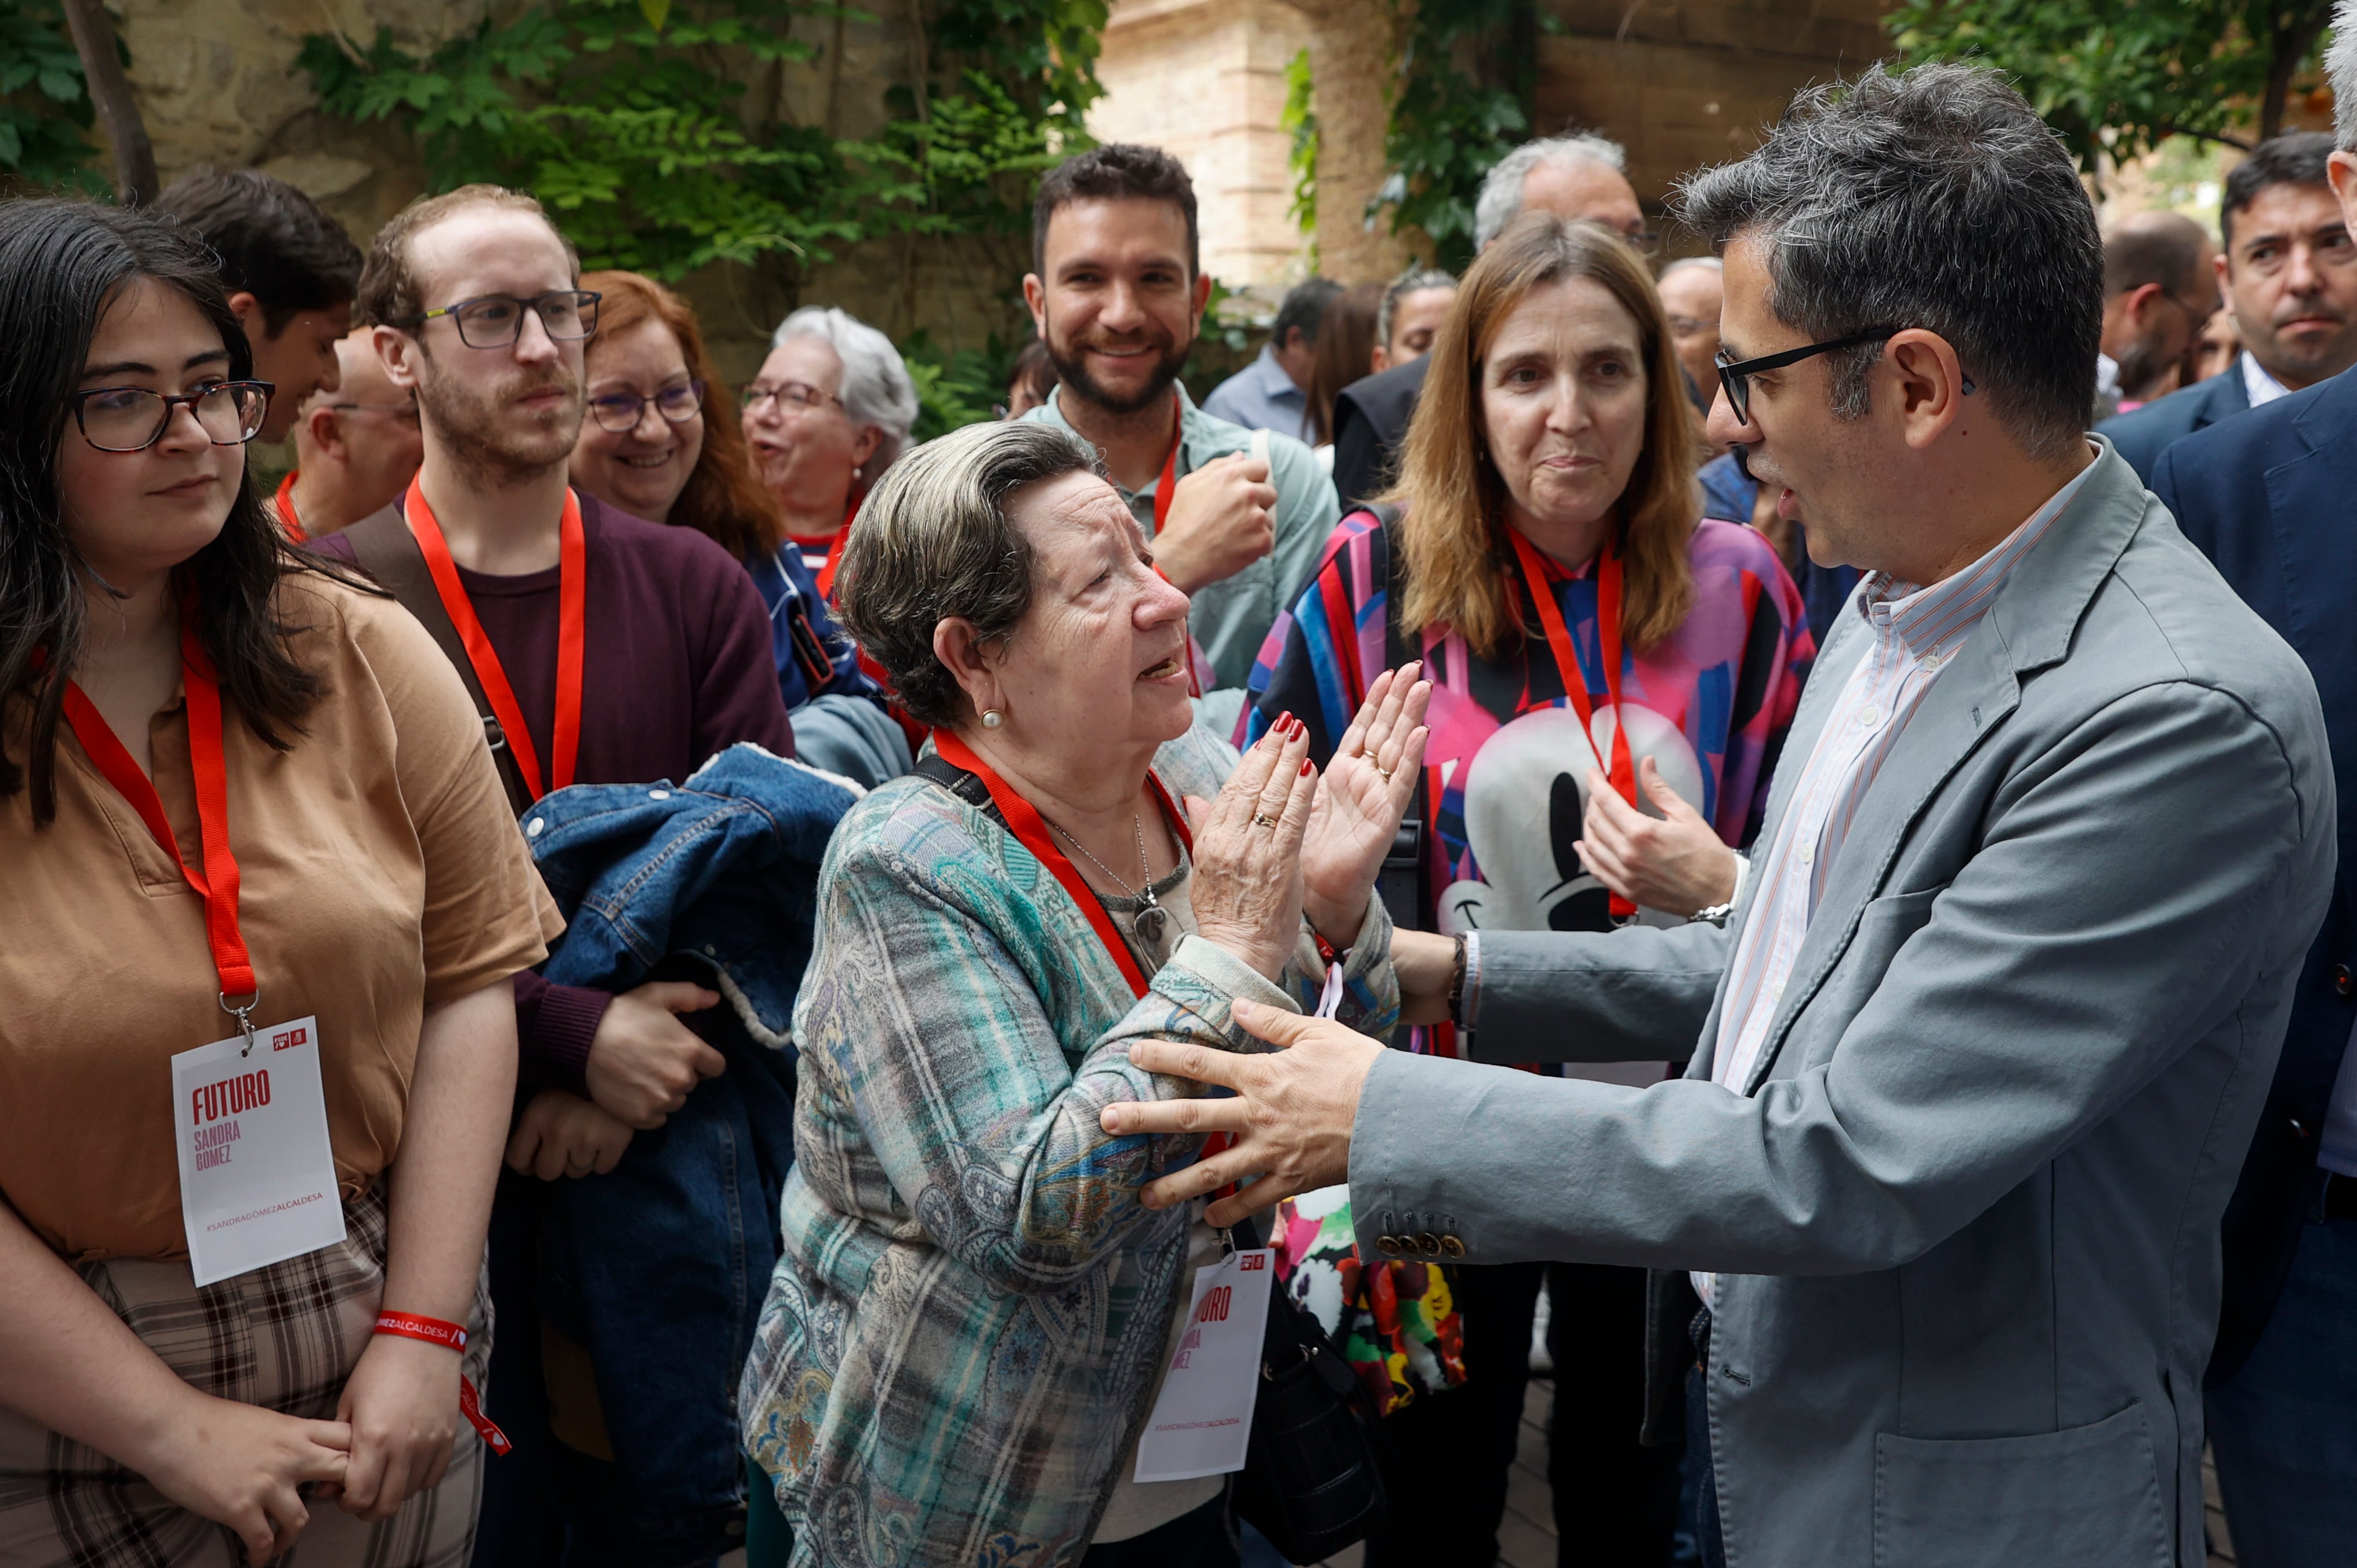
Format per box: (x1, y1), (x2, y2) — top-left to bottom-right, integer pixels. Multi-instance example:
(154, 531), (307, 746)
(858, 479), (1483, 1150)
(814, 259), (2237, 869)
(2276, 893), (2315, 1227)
(638, 0), (672, 28)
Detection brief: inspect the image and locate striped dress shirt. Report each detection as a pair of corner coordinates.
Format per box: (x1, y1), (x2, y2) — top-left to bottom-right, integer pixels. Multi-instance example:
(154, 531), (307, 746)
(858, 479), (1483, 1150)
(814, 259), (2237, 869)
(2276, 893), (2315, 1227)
(1695, 458), (2097, 1306)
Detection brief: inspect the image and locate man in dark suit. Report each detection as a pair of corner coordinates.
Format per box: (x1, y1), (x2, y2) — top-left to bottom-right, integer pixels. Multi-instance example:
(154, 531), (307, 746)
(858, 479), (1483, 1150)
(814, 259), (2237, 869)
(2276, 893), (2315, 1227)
(1331, 131), (1651, 506)
(2101, 131), (2357, 482)
(2144, 48), (2357, 1563)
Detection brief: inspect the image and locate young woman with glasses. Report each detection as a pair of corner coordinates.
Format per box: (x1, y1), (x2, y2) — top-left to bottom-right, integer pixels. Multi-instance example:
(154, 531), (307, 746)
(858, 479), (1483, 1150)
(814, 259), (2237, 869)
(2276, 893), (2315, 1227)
(0, 202), (559, 1565)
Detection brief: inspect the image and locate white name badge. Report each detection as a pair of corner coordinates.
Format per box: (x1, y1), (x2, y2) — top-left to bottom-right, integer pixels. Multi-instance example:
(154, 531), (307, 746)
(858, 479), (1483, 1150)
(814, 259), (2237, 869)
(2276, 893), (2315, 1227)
(171, 1015), (347, 1287)
(1133, 1245), (1276, 1483)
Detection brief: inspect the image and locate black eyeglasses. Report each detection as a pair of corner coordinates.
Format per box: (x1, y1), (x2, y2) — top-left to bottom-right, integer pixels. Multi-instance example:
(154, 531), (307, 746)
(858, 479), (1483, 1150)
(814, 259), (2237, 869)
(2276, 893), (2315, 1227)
(589, 380), (705, 433)
(1716, 328), (1977, 426)
(406, 291), (601, 349)
(71, 381), (273, 452)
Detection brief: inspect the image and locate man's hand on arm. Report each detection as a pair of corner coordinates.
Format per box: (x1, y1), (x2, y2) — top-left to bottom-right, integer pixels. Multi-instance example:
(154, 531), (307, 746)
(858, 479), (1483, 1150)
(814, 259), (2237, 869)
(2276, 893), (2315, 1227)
(582, 981), (727, 1128)
(1152, 453), (1277, 592)
(1098, 999), (1382, 1226)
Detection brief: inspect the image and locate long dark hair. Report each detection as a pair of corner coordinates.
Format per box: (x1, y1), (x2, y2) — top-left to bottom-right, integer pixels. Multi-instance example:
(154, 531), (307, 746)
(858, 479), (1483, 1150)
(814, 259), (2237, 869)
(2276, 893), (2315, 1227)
(0, 198), (329, 822)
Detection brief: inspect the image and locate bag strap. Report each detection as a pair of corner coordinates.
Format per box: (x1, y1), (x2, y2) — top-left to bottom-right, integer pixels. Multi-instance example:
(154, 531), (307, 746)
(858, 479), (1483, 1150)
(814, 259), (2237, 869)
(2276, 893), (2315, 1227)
(911, 750), (1000, 823)
(1355, 506), (1431, 935)
(342, 504), (538, 819)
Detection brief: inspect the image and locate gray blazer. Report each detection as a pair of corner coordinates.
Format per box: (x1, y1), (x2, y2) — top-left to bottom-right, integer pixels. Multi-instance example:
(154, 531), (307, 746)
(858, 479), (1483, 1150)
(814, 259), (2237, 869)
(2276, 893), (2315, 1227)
(1347, 442), (2334, 1568)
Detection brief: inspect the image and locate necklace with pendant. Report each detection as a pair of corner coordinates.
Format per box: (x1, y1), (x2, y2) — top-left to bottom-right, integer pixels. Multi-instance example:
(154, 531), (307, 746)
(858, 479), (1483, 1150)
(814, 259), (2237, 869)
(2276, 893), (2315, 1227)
(1049, 812), (1169, 946)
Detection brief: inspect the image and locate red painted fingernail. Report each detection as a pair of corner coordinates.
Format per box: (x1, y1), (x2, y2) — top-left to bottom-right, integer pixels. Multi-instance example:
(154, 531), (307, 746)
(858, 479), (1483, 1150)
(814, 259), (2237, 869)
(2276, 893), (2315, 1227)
(1301, 759), (1314, 775)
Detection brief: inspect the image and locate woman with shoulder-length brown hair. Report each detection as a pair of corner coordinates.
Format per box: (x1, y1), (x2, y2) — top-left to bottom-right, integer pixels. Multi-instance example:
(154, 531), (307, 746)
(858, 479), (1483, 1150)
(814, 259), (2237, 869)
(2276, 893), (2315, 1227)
(1240, 212), (1818, 1565)
(569, 270), (906, 785)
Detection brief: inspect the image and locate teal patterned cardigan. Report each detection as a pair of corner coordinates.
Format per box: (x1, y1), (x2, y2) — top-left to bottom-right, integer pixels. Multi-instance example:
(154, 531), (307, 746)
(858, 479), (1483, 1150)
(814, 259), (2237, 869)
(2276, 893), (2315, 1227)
(739, 725), (1399, 1566)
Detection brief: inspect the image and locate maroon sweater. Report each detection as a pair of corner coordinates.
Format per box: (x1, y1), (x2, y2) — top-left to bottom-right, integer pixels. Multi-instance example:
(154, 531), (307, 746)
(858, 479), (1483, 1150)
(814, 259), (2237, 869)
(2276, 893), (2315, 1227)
(316, 492), (794, 1090)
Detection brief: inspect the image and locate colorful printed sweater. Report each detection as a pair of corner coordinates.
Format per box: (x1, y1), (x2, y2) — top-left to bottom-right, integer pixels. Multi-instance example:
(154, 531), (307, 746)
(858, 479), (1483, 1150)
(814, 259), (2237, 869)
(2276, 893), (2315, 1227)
(1245, 510), (1811, 1045)
(739, 724), (1398, 1566)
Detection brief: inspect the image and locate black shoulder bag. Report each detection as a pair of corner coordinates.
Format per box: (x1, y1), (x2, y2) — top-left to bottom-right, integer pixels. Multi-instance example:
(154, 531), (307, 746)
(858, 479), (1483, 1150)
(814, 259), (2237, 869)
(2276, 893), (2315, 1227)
(1227, 1208), (1393, 1560)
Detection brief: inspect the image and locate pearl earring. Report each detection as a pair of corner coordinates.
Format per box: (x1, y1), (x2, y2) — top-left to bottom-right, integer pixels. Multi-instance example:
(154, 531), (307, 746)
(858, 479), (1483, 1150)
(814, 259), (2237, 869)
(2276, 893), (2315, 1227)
(981, 708), (1005, 729)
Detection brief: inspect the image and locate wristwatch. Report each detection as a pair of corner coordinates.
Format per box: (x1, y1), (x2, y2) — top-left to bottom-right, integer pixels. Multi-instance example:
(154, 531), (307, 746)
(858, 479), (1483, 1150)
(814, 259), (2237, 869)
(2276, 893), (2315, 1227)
(1689, 901), (1735, 928)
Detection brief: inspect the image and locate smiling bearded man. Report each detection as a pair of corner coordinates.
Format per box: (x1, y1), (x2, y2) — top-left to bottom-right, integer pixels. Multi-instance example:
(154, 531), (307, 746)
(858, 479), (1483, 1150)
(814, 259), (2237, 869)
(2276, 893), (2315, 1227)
(1018, 143), (1340, 737)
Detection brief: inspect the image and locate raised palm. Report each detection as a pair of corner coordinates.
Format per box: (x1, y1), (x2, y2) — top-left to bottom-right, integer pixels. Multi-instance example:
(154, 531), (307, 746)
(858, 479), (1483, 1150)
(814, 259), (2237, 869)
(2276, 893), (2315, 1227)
(1301, 663), (1433, 942)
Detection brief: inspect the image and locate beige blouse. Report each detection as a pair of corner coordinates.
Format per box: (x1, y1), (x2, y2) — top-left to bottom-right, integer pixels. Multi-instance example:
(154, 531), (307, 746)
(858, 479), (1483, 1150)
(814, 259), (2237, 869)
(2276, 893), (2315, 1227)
(0, 569), (560, 1261)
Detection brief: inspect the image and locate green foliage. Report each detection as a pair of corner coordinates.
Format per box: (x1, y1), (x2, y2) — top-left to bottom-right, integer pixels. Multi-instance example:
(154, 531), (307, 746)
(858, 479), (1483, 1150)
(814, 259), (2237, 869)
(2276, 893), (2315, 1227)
(1282, 46), (1317, 249)
(300, 0), (1100, 281)
(0, 0), (112, 191)
(900, 328), (1014, 438)
(1887, 0), (2337, 168)
(1372, 0), (1536, 271)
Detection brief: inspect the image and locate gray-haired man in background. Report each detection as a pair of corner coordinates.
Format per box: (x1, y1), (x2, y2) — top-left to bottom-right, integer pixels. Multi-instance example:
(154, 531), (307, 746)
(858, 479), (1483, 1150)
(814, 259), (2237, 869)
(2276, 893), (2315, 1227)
(1109, 63), (2334, 1568)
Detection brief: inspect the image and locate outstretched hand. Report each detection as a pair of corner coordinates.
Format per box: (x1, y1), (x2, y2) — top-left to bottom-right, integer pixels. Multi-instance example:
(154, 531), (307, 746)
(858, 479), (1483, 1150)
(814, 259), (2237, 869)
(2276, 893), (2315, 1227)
(1301, 663), (1433, 943)
(1100, 998), (1383, 1226)
(1187, 718), (1318, 981)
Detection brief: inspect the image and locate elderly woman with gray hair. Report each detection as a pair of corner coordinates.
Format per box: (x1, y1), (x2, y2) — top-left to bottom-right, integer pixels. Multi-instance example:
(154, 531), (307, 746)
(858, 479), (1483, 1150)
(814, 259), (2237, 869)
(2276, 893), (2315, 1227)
(738, 420), (1430, 1567)
(743, 305), (920, 589)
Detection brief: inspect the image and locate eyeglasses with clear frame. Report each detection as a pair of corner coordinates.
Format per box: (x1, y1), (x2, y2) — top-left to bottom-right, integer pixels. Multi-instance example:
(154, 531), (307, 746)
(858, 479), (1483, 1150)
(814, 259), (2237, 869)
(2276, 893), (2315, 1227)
(330, 400), (420, 429)
(739, 380), (842, 418)
(589, 380), (706, 434)
(71, 380), (274, 453)
(406, 291), (602, 349)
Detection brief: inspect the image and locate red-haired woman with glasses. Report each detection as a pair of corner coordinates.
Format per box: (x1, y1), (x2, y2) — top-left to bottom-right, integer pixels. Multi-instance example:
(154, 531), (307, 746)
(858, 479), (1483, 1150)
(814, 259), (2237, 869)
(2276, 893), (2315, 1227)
(570, 272), (903, 785)
(0, 203), (556, 1563)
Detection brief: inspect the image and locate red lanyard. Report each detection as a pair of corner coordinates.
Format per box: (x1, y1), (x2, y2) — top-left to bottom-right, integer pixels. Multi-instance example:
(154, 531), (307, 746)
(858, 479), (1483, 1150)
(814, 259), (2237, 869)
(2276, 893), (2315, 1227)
(932, 729), (1192, 1000)
(1144, 393), (1207, 698)
(1506, 526), (1638, 917)
(273, 471), (308, 544)
(1150, 390), (1184, 537)
(405, 476), (585, 801)
(813, 492), (861, 601)
(59, 614), (261, 1035)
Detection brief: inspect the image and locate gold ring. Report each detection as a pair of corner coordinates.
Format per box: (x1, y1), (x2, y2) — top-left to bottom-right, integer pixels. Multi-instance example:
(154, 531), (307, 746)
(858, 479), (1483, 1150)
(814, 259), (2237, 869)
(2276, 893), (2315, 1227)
(1250, 812), (1279, 828)
(1373, 764), (1393, 783)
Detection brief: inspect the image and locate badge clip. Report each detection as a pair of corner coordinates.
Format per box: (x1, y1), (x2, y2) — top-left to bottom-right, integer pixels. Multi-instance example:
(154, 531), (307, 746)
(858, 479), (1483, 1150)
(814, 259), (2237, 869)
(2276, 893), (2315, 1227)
(220, 990), (262, 1056)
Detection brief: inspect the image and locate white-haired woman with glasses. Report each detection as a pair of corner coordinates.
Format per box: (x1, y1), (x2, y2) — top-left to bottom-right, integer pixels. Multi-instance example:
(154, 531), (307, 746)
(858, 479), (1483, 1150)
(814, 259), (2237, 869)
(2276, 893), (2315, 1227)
(742, 307), (920, 592)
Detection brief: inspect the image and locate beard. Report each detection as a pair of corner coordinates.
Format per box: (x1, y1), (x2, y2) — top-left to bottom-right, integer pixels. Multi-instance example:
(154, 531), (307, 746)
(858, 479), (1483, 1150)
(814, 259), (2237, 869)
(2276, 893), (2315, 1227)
(414, 342), (585, 488)
(1045, 322), (1192, 416)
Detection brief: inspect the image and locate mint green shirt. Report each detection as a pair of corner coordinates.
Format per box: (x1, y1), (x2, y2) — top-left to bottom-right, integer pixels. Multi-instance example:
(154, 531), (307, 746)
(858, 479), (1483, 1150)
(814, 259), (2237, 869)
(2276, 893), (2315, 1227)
(1025, 383), (1341, 728)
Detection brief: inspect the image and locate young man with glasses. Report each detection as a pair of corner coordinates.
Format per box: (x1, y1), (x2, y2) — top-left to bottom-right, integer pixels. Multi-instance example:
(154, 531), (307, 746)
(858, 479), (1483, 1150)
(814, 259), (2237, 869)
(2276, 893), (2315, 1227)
(2101, 132), (2357, 481)
(275, 327), (425, 540)
(310, 183), (793, 1567)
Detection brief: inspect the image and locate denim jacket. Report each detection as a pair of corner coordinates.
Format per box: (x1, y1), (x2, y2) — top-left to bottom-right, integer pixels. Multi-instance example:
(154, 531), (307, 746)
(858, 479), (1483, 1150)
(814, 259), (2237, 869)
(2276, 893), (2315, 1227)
(521, 744), (858, 1560)
(528, 742), (859, 1048)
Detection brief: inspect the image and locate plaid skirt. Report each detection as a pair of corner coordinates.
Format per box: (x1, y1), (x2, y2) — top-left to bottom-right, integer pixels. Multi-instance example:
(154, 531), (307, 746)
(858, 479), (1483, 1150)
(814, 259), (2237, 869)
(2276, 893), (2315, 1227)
(0, 1187), (494, 1568)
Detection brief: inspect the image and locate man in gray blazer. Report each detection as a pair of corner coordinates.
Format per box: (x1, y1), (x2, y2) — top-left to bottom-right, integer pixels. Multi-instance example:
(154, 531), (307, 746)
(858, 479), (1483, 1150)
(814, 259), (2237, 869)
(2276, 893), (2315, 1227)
(1105, 63), (2335, 1568)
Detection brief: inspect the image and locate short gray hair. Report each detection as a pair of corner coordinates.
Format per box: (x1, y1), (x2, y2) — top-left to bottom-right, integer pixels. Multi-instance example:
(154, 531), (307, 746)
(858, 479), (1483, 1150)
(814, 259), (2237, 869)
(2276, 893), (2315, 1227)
(1377, 267), (1456, 347)
(1673, 63), (2101, 460)
(1474, 134), (1630, 251)
(2332, 2), (2357, 150)
(1658, 255), (1723, 284)
(773, 306), (921, 476)
(832, 420), (1101, 729)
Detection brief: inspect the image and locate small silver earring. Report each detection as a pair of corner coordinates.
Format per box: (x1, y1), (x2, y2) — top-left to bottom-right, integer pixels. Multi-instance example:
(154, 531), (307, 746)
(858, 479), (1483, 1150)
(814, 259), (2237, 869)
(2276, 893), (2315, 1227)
(981, 708), (1005, 729)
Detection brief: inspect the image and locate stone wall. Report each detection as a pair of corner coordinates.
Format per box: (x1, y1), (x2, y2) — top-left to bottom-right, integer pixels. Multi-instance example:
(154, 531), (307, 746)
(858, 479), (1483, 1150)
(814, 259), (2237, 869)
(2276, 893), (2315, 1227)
(104, 0), (1038, 376)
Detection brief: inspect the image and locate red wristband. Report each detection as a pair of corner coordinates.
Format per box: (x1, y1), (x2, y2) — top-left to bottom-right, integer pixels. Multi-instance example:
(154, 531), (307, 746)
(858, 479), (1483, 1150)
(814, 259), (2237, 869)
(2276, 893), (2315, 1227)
(375, 1312), (466, 1351)
(371, 1312), (511, 1456)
